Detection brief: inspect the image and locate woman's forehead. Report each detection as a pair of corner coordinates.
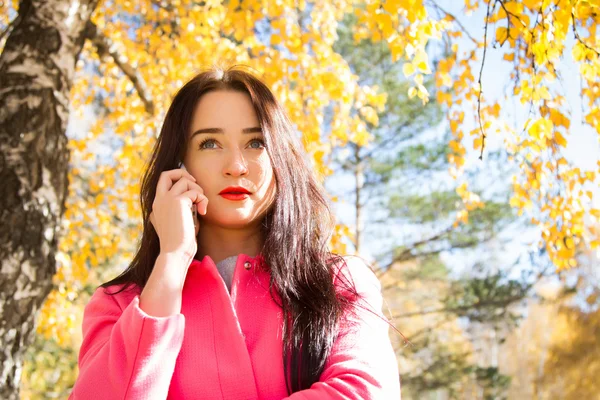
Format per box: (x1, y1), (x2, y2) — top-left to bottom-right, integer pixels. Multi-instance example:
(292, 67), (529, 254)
(189, 92), (260, 137)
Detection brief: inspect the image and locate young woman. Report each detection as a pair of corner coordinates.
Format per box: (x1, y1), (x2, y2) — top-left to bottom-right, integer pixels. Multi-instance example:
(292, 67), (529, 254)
(69, 65), (401, 399)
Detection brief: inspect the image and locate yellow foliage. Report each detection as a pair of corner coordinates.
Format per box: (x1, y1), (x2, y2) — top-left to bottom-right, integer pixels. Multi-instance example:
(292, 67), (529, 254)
(329, 223), (353, 255)
(541, 305), (600, 398)
(428, 0), (600, 270)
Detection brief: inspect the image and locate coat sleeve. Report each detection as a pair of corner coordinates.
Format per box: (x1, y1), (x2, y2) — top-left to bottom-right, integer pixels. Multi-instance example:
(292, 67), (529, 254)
(283, 256), (401, 400)
(69, 285), (185, 400)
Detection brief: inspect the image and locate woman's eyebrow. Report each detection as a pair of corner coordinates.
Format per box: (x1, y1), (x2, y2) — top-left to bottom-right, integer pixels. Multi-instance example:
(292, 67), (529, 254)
(190, 127), (262, 140)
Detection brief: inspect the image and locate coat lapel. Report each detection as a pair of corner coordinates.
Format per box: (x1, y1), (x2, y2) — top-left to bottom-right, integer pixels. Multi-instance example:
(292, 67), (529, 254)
(176, 256), (259, 399)
(231, 255), (288, 399)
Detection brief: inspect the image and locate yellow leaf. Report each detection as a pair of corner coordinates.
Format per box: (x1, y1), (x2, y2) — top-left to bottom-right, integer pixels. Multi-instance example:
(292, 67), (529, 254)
(496, 27), (508, 44)
(414, 73), (424, 86)
(504, 1), (524, 15)
(403, 62), (415, 77)
(528, 118), (553, 141)
(271, 34), (282, 45)
(565, 237), (575, 249)
(554, 131), (567, 147)
(416, 60), (431, 73)
(437, 90), (452, 106)
(455, 209), (469, 225)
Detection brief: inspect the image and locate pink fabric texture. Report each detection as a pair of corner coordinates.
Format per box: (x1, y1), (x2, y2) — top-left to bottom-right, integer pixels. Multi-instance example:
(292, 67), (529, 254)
(69, 254), (401, 399)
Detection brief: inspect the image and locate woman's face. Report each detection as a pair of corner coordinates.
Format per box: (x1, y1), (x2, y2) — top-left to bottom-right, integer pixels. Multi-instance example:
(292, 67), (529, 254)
(183, 90), (277, 228)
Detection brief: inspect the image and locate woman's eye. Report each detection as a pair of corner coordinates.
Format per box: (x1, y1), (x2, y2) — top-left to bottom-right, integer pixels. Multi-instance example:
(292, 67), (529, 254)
(198, 139), (217, 150)
(249, 139), (266, 149)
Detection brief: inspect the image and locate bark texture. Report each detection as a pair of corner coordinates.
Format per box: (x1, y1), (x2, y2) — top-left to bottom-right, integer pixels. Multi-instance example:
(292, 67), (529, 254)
(0, 0), (98, 398)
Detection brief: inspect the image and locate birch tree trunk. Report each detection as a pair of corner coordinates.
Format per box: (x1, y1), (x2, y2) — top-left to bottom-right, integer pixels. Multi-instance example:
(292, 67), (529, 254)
(353, 143), (365, 254)
(0, 0), (98, 398)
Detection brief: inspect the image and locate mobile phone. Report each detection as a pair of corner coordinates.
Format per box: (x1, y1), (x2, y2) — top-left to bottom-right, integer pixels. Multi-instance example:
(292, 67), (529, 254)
(179, 162), (198, 225)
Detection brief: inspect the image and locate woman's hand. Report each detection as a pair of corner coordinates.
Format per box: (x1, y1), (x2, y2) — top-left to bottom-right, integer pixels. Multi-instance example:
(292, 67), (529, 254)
(149, 168), (208, 261)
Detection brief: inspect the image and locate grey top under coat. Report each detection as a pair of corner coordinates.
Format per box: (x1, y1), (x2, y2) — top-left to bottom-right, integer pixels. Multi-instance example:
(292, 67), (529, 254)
(215, 255), (238, 293)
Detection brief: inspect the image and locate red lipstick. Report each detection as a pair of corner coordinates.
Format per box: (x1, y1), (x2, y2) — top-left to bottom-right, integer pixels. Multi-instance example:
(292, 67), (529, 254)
(219, 186), (251, 201)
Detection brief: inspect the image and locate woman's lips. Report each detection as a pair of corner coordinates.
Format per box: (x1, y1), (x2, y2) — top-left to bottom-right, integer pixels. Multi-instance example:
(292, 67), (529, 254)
(219, 193), (250, 201)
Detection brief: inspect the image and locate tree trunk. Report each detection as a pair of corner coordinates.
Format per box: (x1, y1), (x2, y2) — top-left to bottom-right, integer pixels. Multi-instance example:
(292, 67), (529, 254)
(353, 143), (364, 253)
(0, 0), (98, 398)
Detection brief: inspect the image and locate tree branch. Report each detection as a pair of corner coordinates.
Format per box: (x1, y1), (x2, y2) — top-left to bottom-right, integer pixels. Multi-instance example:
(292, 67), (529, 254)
(570, 5), (600, 57)
(477, 0), (494, 161)
(400, 316), (454, 344)
(84, 21), (155, 115)
(376, 225), (493, 279)
(392, 294), (526, 319)
(426, 0), (478, 44)
(386, 224), (482, 265)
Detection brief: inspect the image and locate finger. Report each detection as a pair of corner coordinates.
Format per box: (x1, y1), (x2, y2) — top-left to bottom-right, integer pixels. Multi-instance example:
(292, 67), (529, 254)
(176, 167), (197, 183)
(169, 176), (203, 198)
(181, 191), (209, 214)
(156, 169), (197, 197)
(175, 178), (204, 195)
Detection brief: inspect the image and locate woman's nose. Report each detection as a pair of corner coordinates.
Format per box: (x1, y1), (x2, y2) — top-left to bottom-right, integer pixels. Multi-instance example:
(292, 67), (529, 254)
(223, 149), (249, 176)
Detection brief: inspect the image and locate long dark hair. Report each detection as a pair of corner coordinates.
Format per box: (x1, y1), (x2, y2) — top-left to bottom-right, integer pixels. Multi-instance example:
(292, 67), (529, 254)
(100, 64), (365, 394)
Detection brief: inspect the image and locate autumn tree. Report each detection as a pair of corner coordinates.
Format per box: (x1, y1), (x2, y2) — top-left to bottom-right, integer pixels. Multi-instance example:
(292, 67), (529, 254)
(0, 1), (100, 398)
(498, 244), (600, 399)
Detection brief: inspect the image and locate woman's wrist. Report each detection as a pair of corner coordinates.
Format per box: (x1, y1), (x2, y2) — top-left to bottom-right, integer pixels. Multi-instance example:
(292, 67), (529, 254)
(139, 252), (189, 317)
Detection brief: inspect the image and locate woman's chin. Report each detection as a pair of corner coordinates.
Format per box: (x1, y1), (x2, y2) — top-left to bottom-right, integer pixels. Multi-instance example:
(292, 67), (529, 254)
(200, 214), (257, 228)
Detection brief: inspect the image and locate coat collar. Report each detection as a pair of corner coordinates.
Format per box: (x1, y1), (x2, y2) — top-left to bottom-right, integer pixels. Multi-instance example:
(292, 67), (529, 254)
(189, 253), (267, 272)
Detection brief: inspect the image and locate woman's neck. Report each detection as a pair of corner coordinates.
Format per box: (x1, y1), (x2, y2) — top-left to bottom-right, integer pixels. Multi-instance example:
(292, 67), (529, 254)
(195, 222), (263, 264)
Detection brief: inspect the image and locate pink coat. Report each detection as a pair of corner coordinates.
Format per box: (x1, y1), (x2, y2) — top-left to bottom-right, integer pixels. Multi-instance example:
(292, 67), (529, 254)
(69, 254), (401, 399)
